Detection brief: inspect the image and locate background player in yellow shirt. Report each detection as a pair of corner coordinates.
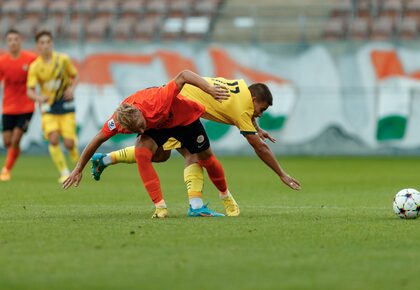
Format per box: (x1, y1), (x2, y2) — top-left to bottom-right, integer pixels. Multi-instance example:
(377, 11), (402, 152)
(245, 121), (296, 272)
(91, 77), (301, 215)
(27, 30), (79, 183)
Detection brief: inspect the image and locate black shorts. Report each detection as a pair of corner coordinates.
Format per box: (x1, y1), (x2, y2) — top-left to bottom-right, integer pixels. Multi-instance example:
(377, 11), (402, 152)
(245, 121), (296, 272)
(144, 119), (210, 154)
(2, 113), (33, 132)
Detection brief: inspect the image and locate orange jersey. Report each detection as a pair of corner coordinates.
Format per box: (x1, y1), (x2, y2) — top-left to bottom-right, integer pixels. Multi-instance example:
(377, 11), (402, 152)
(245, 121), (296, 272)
(102, 80), (205, 137)
(0, 51), (37, 114)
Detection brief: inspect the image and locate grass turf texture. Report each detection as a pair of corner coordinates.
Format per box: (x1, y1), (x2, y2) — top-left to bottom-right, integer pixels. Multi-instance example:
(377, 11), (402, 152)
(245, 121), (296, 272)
(0, 155), (419, 290)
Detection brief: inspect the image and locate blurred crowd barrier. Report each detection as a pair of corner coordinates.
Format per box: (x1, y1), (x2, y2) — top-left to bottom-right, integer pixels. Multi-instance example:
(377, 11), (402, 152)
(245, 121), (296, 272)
(1, 41), (420, 155)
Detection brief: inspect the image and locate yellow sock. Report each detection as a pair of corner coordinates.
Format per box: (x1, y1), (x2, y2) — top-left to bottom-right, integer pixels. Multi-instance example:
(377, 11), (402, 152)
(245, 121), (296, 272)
(109, 146), (136, 164)
(69, 145), (79, 163)
(48, 144), (69, 176)
(184, 163), (204, 200)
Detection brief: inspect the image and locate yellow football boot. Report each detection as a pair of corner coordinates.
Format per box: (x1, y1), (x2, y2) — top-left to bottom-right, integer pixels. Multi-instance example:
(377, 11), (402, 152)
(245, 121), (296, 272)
(223, 194), (240, 217)
(152, 207), (169, 219)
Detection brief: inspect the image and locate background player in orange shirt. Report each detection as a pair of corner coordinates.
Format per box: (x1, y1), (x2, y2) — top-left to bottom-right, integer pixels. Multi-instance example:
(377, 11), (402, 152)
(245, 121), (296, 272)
(0, 29), (37, 181)
(63, 70), (230, 218)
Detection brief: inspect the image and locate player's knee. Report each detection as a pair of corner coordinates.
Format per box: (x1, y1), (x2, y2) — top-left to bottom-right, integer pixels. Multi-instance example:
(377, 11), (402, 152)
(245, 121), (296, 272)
(63, 139), (75, 150)
(152, 149), (171, 163)
(196, 149), (213, 161)
(3, 140), (11, 148)
(48, 132), (60, 145)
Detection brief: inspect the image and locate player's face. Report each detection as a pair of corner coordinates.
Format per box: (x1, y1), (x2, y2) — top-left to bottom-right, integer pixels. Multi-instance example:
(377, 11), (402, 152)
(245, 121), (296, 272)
(252, 99), (270, 118)
(36, 35), (53, 56)
(6, 33), (21, 54)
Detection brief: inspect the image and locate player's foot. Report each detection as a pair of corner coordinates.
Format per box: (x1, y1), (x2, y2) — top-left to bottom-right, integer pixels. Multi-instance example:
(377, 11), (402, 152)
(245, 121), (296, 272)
(91, 153), (107, 181)
(187, 204), (225, 217)
(0, 168), (11, 181)
(222, 194), (240, 217)
(58, 175), (69, 183)
(152, 207), (169, 219)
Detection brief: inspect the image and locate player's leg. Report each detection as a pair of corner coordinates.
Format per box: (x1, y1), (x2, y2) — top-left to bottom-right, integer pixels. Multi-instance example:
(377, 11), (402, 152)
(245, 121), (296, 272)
(43, 113), (70, 182)
(134, 131), (170, 218)
(1, 112), (33, 180)
(173, 120), (225, 217)
(1, 114), (13, 181)
(179, 147), (240, 217)
(60, 112), (79, 163)
(90, 146), (136, 181)
(90, 138), (179, 180)
(90, 146), (171, 181)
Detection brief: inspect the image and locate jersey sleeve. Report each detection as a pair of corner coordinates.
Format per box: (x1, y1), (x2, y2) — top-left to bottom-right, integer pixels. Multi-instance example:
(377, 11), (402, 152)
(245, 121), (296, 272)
(237, 112), (257, 135)
(0, 65), (3, 82)
(101, 116), (119, 138)
(63, 54), (78, 77)
(27, 62), (38, 88)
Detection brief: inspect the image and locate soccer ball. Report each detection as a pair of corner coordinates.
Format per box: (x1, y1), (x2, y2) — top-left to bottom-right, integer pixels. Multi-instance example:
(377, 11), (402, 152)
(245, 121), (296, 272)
(393, 188), (420, 219)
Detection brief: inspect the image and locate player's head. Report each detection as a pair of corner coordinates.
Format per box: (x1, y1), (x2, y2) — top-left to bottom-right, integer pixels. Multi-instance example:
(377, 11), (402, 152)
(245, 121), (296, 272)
(35, 30), (53, 57)
(115, 103), (146, 134)
(248, 83), (273, 118)
(5, 29), (21, 54)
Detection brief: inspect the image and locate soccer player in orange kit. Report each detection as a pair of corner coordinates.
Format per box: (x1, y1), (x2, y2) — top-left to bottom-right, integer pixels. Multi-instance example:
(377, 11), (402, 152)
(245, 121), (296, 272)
(63, 70), (231, 218)
(0, 29), (37, 181)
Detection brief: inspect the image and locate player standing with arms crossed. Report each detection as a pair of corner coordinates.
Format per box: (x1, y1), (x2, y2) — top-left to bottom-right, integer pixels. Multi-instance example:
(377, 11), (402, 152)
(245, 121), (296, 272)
(0, 29), (37, 181)
(27, 30), (79, 183)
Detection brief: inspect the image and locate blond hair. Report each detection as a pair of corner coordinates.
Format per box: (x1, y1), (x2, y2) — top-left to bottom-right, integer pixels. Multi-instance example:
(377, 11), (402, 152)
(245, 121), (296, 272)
(114, 103), (141, 132)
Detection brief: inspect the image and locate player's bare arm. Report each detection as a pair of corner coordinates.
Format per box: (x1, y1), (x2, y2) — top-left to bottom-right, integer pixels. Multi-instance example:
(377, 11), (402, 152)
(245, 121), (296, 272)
(252, 117), (276, 143)
(63, 131), (110, 189)
(244, 133), (300, 190)
(63, 75), (79, 101)
(26, 87), (49, 103)
(174, 70), (230, 101)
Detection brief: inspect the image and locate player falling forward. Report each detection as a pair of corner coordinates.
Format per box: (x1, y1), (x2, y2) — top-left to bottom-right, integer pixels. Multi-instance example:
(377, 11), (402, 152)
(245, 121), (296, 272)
(27, 30), (79, 183)
(0, 29), (37, 181)
(63, 70), (231, 218)
(91, 77), (301, 216)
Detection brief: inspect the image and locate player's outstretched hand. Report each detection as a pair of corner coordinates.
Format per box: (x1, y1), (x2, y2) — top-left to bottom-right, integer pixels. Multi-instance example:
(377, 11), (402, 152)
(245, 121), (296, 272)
(209, 84), (230, 102)
(281, 174), (301, 190)
(62, 169), (83, 190)
(257, 128), (276, 143)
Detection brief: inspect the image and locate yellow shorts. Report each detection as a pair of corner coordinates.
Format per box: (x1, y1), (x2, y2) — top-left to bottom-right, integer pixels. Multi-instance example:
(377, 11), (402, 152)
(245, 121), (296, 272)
(41, 113), (77, 140)
(162, 137), (182, 151)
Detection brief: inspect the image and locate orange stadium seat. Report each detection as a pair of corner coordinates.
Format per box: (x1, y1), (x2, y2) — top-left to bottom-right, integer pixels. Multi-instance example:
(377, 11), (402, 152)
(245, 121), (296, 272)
(349, 17), (370, 39)
(371, 17), (394, 40)
(330, 0), (352, 18)
(110, 18), (135, 41)
(147, 0), (168, 14)
(169, 0), (193, 14)
(120, 0), (144, 21)
(380, 0), (403, 24)
(405, 0), (420, 18)
(195, 0), (220, 15)
(323, 18), (346, 40)
(133, 15), (161, 41)
(85, 17), (111, 42)
(398, 16), (418, 39)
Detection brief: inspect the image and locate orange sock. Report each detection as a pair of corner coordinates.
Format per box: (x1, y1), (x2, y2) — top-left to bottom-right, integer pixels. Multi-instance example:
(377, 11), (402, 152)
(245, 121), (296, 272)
(135, 147), (163, 204)
(5, 147), (20, 171)
(198, 154), (227, 193)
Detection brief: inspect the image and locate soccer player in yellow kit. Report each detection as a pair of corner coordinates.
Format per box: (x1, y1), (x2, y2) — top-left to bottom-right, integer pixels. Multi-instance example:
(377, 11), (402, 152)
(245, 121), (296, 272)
(27, 30), (79, 182)
(91, 77), (301, 216)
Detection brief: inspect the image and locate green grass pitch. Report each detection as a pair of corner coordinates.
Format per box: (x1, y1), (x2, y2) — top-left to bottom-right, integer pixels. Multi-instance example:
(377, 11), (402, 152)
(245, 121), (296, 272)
(1, 155), (419, 290)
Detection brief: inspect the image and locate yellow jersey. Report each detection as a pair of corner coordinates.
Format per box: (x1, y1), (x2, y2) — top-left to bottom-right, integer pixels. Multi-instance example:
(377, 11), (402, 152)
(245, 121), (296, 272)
(180, 77), (256, 134)
(27, 51), (77, 114)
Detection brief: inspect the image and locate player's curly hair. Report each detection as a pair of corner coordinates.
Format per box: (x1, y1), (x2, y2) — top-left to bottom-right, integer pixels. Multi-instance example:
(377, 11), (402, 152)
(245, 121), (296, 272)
(114, 103), (142, 132)
(248, 83), (273, 106)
